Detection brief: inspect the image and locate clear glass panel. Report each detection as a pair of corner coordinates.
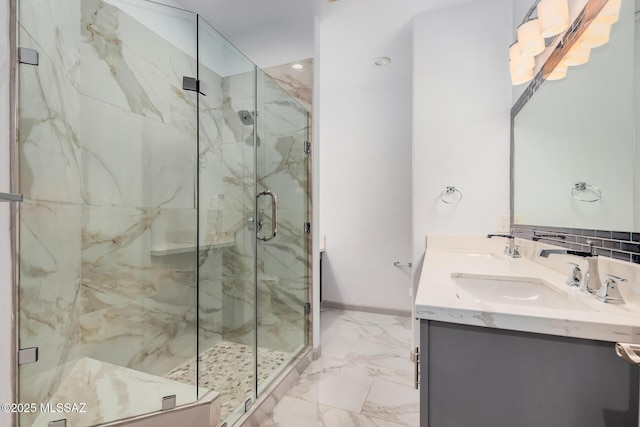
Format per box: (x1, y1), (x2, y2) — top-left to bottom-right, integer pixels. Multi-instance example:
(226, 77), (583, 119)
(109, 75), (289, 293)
(17, 1), (199, 425)
(196, 16), (257, 426)
(255, 69), (310, 393)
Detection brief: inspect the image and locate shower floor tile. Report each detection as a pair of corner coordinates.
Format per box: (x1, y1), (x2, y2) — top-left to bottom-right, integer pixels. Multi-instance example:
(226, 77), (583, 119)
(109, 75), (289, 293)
(165, 341), (288, 421)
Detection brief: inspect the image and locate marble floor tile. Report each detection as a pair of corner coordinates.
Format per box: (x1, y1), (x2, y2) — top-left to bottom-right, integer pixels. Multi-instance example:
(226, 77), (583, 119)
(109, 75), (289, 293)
(286, 356), (375, 413)
(346, 354), (415, 389)
(361, 378), (420, 427)
(260, 309), (417, 427)
(260, 396), (405, 427)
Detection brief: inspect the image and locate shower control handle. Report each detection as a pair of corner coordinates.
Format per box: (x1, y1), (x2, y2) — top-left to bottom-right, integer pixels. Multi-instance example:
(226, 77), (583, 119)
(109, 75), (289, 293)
(256, 190), (277, 241)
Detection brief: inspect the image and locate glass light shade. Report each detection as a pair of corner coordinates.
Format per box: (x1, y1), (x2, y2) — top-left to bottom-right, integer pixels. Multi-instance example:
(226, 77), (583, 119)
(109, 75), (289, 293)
(546, 62), (568, 80)
(510, 61), (534, 85)
(593, 0), (621, 25)
(537, 0), (570, 37)
(562, 43), (591, 66)
(517, 19), (545, 57)
(579, 22), (611, 48)
(509, 42), (535, 71)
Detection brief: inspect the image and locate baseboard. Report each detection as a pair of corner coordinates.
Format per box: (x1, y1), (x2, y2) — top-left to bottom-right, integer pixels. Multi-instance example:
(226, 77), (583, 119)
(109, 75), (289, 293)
(321, 300), (411, 317)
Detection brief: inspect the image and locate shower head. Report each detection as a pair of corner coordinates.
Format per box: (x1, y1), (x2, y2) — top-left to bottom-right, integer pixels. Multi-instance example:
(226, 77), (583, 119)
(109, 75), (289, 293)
(237, 110), (254, 126)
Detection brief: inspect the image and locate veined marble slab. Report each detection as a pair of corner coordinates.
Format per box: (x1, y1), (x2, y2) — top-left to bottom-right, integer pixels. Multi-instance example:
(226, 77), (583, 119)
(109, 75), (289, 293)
(415, 235), (640, 343)
(29, 357), (208, 427)
(17, 2), (311, 423)
(150, 234), (235, 256)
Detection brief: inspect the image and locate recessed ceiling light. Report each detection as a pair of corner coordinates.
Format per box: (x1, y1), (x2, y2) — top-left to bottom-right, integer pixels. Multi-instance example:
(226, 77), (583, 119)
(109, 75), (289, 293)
(374, 57), (391, 67)
(291, 63), (304, 70)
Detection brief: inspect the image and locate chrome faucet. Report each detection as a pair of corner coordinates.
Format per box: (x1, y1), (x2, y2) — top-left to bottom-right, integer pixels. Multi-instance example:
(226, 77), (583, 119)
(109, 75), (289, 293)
(564, 260), (597, 294)
(537, 248), (592, 258)
(566, 262), (582, 288)
(538, 247), (597, 294)
(487, 234), (520, 258)
(596, 274), (627, 304)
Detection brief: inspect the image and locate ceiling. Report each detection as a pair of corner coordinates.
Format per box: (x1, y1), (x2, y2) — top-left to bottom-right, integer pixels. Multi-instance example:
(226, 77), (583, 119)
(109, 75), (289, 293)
(178, 0), (318, 38)
(174, 0), (320, 67)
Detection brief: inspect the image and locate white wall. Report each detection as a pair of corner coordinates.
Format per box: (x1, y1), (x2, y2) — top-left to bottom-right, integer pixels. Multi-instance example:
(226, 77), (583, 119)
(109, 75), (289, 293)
(411, 0), (512, 261)
(1, 0), (13, 423)
(317, 0), (473, 312)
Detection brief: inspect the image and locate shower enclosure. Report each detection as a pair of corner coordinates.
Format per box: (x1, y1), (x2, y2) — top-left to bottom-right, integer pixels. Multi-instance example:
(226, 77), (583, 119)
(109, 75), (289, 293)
(14, 0), (311, 426)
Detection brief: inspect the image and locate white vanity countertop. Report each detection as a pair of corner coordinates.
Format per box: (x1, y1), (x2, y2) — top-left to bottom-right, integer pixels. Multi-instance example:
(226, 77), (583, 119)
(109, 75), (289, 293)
(415, 235), (640, 343)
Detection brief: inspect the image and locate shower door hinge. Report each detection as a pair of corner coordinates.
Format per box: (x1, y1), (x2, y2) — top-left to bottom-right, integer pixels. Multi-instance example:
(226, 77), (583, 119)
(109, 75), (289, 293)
(0, 192), (23, 203)
(182, 76), (208, 96)
(161, 395), (176, 411)
(304, 303), (311, 316)
(48, 420), (66, 427)
(303, 141), (311, 155)
(18, 47), (39, 66)
(244, 398), (253, 412)
(18, 347), (38, 365)
(304, 221), (311, 235)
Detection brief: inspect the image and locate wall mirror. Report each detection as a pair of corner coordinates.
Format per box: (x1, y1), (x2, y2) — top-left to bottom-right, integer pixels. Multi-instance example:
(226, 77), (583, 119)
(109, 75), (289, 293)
(512, 0), (639, 236)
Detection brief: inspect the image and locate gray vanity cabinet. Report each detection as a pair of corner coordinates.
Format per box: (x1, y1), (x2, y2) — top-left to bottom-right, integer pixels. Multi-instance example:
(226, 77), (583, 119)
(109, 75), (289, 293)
(419, 320), (639, 427)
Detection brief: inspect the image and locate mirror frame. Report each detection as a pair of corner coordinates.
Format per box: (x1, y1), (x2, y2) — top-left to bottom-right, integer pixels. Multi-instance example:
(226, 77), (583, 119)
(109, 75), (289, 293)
(510, 0), (640, 264)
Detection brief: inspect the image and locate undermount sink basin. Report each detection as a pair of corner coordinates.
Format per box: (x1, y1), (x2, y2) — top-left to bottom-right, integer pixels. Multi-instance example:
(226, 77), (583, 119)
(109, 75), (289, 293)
(450, 274), (591, 311)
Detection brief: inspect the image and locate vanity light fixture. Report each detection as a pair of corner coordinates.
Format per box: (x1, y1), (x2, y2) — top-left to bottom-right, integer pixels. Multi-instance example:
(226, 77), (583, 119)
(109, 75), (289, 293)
(562, 43), (591, 66)
(509, 0), (568, 85)
(509, 42), (535, 71)
(545, 61), (568, 80)
(537, 0), (570, 37)
(510, 62), (535, 85)
(510, 0), (620, 85)
(579, 21), (612, 48)
(517, 19), (546, 57)
(593, 0), (621, 24)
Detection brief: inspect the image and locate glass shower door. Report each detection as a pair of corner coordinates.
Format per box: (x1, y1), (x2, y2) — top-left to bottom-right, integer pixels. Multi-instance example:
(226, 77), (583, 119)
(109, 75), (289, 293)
(196, 16), (257, 426)
(255, 70), (311, 392)
(17, 1), (200, 425)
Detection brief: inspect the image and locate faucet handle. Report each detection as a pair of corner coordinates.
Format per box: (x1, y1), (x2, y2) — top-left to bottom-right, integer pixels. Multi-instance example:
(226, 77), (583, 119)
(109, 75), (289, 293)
(566, 262), (581, 287)
(511, 244), (521, 258)
(596, 274), (627, 304)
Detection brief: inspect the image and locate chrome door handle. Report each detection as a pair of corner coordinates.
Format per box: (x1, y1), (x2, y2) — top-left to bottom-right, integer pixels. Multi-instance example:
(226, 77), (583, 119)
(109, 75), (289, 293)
(256, 190), (277, 241)
(615, 342), (640, 365)
(0, 192), (23, 202)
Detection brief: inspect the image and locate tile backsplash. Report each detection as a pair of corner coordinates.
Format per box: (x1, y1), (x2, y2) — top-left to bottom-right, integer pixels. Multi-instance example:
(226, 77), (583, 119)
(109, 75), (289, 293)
(513, 225), (640, 264)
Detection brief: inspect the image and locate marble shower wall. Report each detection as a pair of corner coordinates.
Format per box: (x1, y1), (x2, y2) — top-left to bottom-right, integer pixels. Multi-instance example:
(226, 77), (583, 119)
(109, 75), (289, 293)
(252, 74), (310, 354)
(209, 70), (311, 354)
(16, 0), (248, 414)
(18, 0), (310, 421)
(18, 1), (84, 423)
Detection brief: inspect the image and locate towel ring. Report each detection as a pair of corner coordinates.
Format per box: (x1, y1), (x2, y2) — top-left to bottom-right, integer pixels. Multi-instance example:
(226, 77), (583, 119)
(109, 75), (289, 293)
(440, 186), (462, 204)
(571, 182), (601, 202)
